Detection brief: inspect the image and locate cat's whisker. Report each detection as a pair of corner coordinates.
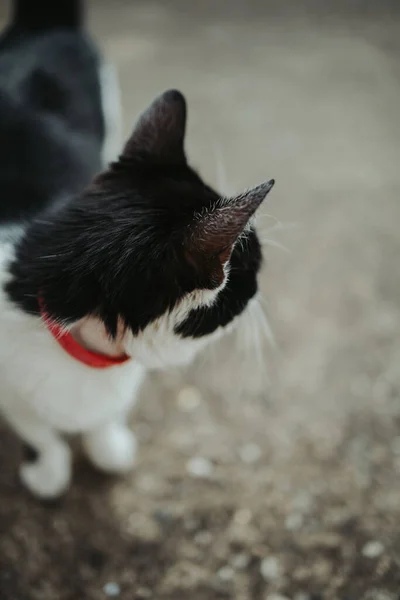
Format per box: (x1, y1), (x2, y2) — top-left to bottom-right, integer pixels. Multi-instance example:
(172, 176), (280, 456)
(212, 139), (234, 196)
(38, 254), (63, 259)
(251, 304), (268, 376)
(242, 299), (259, 359)
(236, 231), (248, 254)
(259, 296), (270, 310)
(234, 318), (245, 359)
(35, 219), (54, 226)
(263, 221), (299, 233)
(254, 298), (276, 350)
(236, 310), (252, 361)
(252, 304), (273, 388)
(256, 212), (281, 227)
(244, 321), (255, 359)
(198, 339), (216, 368)
(259, 237), (291, 254)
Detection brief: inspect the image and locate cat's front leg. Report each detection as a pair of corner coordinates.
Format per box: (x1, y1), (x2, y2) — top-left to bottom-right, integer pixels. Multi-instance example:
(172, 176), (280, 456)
(82, 420), (137, 474)
(3, 403), (71, 499)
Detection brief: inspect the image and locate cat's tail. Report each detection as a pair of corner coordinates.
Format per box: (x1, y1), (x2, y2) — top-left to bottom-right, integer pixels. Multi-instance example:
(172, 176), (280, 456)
(11, 0), (82, 31)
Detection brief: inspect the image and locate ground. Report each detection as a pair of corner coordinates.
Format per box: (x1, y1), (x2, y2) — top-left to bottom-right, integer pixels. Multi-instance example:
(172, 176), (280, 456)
(1, 1), (400, 598)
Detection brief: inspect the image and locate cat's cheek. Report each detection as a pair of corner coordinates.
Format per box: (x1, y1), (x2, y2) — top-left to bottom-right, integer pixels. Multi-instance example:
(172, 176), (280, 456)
(123, 327), (216, 370)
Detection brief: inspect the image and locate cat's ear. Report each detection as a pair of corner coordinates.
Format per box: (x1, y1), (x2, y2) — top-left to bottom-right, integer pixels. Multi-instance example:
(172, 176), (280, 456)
(186, 179), (275, 287)
(122, 89), (187, 162)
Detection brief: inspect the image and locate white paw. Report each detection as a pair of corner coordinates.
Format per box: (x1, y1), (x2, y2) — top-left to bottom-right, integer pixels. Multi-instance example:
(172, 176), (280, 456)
(19, 444), (71, 499)
(83, 423), (137, 474)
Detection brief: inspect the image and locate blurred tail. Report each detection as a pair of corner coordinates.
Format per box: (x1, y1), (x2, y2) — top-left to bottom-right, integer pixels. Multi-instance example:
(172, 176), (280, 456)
(11, 0), (82, 31)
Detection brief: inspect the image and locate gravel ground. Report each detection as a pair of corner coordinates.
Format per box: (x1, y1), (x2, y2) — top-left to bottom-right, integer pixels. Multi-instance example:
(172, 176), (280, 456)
(1, 1), (400, 598)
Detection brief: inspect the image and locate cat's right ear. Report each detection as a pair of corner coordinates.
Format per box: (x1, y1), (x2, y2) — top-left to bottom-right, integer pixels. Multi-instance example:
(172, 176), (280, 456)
(122, 89), (187, 163)
(185, 179), (275, 288)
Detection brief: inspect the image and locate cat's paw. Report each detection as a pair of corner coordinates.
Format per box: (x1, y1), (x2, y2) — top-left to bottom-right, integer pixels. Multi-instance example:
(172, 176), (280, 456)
(19, 443), (71, 499)
(83, 423), (137, 474)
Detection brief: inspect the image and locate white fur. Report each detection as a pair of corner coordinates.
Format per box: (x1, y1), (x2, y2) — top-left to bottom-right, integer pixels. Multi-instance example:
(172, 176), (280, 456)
(83, 421), (138, 473)
(99, 62), (122, 167)
(125, 286), (227, 369)
(0, 240), (225, 498)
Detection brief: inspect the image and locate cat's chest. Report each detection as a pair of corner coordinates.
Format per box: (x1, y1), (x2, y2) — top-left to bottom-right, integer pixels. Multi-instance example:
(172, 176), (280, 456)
(0, 330), (145, 432)
(0, 287), (145, 432)
(0, 332), (145, 432)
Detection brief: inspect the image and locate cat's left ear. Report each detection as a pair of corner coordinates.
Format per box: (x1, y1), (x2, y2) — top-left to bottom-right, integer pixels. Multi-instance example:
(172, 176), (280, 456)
(122, 89), (187, 162)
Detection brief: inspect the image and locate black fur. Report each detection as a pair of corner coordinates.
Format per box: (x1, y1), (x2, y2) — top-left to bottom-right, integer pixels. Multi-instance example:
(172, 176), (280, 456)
(7, 150), (224, 336)
(12, 0), (82, 32)
(176, 228), (262, 337)
(1, 3), (274, 342)
(0, 0), (103, 223)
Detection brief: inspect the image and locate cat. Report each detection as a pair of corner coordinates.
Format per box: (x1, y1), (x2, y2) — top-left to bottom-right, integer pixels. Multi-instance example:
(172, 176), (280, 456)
(0, 0), (275, 498)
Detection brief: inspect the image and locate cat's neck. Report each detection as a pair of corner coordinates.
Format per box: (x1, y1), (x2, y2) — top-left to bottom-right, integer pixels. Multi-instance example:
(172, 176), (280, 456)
(0, 231), (128, 360)
(69, 316), (127, 358)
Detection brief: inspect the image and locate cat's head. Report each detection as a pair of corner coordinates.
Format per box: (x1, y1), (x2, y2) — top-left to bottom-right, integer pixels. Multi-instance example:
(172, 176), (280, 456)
(93, 90), (274, 367)
(11, 90), (275, 369)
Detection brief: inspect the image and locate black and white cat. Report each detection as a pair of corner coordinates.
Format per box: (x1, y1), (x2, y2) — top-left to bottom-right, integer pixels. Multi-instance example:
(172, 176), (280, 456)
(0, 0), (275, 498)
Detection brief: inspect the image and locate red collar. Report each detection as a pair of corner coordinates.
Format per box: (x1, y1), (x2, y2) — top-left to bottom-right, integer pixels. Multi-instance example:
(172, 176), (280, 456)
(40, 303), (130, 369)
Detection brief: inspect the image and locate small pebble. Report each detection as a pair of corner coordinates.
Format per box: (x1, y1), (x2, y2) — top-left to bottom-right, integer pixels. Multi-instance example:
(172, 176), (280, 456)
(285, 513), (303, 531)
(293, 565), (311, 582)
(376, 555), (391, 577)
(291, 490), (312, 512)
(153, 508), (174, 526)
(137, 474), (160, 493)
(103, 582), (120, 597)
(126, 513), (160, 542)
(233, 508), (252, 526)
(364, 591), (396, 600)
(313, 558), (331, 579)
(265, 595), (290, 600)
(217, 565), (234, 581)
(260, 556), (281, 581)
(294, 594), (311, 600)
(194, 530), (213, 547)
(239, 442), (262, 463)
(186, 456), (214, 478)
(176, 386), (202, 412)
(362, 540), (385, 558)
(136, 588), (152, 598)
(231, 552), (250, 570)
(184, 517), (200, 531)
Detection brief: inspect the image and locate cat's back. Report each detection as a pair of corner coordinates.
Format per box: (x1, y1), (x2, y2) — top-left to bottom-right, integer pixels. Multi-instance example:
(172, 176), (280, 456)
(0, 1), (105, 224)
(0, 27), (103, 138)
